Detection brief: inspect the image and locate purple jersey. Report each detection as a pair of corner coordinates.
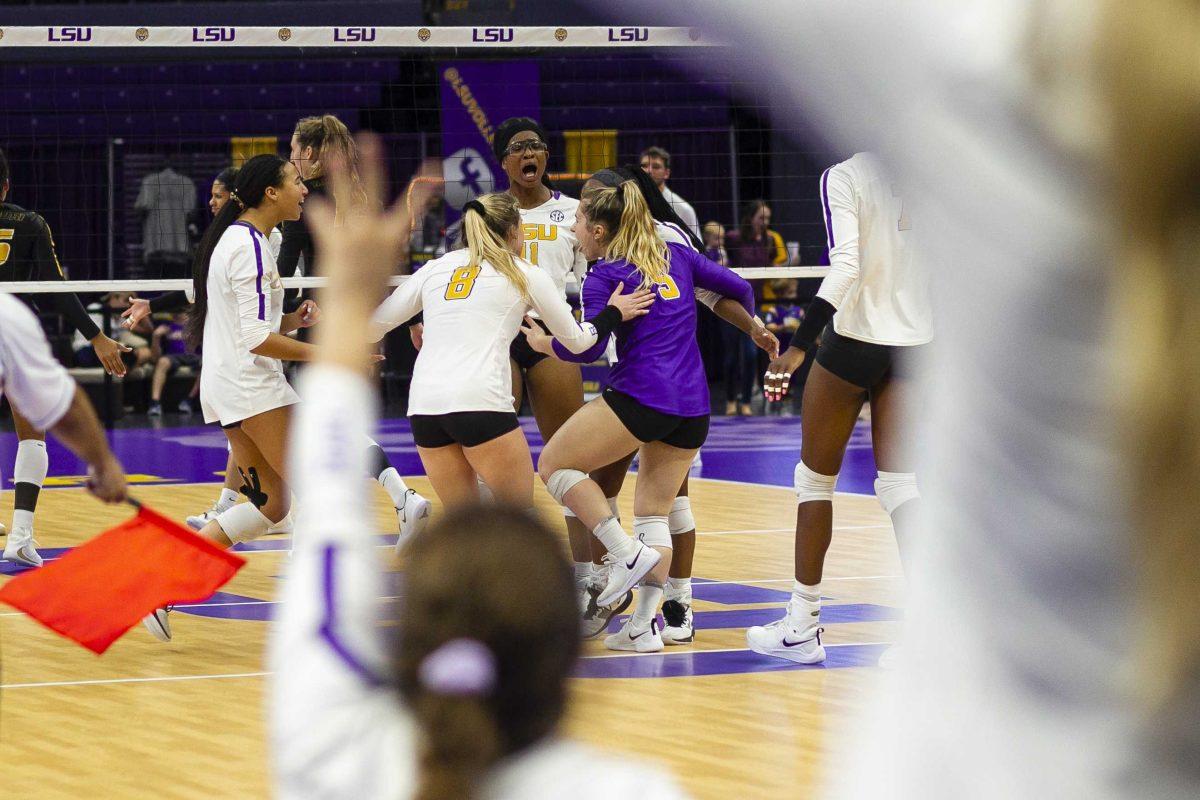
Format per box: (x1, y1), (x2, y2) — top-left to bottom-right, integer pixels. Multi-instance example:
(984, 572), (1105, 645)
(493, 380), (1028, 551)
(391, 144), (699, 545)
(554, 242), (754, 416)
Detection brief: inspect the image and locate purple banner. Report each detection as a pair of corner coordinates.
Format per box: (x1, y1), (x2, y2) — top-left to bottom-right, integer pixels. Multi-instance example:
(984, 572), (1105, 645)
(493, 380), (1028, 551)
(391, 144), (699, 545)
(438, 60), (540, 213)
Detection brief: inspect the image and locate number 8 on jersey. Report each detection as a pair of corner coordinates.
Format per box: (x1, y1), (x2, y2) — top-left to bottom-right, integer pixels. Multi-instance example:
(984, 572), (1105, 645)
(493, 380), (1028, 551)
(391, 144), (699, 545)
(445, 266), (481, 300)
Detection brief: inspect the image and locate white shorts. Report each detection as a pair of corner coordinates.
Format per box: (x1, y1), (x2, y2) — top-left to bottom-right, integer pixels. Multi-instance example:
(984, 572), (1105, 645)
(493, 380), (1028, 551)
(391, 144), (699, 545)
(201, 366), (299, 427)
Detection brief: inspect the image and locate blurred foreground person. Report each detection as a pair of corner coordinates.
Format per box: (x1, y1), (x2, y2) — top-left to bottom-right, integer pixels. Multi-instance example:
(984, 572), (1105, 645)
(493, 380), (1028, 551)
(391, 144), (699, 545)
(621, 0), (1200, 797)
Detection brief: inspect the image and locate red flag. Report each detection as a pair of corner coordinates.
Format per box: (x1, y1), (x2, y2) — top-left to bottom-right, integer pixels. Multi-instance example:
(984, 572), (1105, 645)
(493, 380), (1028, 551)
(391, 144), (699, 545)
(0, 504), (245, 654)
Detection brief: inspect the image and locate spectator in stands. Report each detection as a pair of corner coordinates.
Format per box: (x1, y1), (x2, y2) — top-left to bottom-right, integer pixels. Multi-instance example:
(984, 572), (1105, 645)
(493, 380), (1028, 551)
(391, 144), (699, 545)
(640, 146), (701, 238)
(73, 293), (152, 372)
(722, 200), (788, 415)
(147, 311), (200, 417)
(702, 220), (728, 266)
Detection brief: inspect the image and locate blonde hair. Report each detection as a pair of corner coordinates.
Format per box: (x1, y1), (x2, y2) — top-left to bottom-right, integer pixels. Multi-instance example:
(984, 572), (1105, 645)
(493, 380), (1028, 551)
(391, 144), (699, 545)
(461, 193), (528, 300)
(581, 181), (669, 289)
(1098, 0), (1200, 709)
(293, 114), (367, 213)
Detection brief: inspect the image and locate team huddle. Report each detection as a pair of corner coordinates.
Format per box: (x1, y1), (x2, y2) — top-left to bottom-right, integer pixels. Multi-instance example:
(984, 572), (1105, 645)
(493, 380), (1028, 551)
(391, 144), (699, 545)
(1, 112), (927, 663)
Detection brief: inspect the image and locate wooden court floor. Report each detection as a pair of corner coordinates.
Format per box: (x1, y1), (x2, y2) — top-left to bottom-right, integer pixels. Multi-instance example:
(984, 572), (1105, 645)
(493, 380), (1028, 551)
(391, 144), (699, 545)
(0, 476), (901, 800)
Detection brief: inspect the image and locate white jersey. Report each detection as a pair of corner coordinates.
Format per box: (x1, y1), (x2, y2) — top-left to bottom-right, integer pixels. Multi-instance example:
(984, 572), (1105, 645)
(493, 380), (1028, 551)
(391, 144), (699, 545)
(271, 366), (692, 800)
(199, 221), (299, 425)
(519, 191), (587, 306)
(180, 227), (279, 305)
(818, 152), (932, 346)
(370, 249), (604, 415)
(660, 185), (700, 239)
(0, 293), (76, 430)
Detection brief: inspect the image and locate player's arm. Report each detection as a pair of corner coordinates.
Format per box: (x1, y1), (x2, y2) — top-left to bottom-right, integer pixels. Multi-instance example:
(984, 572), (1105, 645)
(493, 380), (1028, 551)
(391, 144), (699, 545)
(226, 242), (319, 361)
(526, 267), (642, 355)
(271, 139), (419, 797)
(367, 272), (425, 343)
(540, 270), (621, 363)
(31, 216), (132, 375)
(784, 165), (860, 357)
(0, 298), (125, 502)
(689, 247), (755, 317)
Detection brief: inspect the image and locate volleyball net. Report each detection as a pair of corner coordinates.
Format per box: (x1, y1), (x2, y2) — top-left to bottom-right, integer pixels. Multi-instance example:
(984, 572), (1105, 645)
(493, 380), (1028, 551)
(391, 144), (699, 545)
(1, 25), (829, 284)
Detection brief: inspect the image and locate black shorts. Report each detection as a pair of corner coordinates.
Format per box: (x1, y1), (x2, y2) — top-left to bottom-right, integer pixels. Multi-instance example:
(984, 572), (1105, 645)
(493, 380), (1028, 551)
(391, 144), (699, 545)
(410, 411), (521, 448)
(510, 318), (551, 371)
(815, 326), (920, 389)
(602, 388), (709, 450)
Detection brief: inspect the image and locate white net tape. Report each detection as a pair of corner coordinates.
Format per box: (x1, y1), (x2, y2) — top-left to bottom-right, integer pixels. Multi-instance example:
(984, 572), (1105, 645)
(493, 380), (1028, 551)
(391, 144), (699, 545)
(0, 267), (829, 294)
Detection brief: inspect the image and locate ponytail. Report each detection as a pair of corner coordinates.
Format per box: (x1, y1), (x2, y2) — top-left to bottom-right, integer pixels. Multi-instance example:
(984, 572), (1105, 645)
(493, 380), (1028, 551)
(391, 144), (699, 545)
(398, 507), (579, 800)
(582, 181), (669, 289)
(293, 113), (367, 214)
(461, 193), (528, 300)
(187, 154), (288, 348)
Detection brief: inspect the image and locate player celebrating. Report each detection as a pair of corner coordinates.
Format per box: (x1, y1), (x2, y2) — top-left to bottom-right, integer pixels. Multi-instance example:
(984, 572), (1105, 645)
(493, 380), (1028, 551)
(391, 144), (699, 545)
(0, 147), (130, 566)
(270, 137), (687, 798)
(142, 151), (426, 642)
(746, 152), (931, 665)
(487, 117), (600, 605)
(580, 165), (780, 642)
(368, 192), (652, 511)
(525, 180), (755, 652)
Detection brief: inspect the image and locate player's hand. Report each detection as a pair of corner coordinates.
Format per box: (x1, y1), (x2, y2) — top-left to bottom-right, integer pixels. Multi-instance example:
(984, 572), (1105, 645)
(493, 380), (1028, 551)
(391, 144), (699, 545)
(90, 333), (132, 377)
(85, 455), (127, 504)
(409, 322), (424, 351)
(519, 316), (554, 356)
(121, 298), (151, 329)
(607, 282), (655, 321)
(751, 317), (781, 359)
(295, 299), (321, 328)
(764, 346), (806, 401)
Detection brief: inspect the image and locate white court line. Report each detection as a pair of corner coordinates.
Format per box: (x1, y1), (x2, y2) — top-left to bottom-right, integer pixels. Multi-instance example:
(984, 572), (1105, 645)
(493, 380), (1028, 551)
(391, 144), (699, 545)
(0, 642), (895, 689)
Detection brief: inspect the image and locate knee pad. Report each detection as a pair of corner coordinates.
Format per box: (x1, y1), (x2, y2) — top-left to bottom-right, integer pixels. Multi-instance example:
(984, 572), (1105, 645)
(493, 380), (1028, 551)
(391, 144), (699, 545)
(633, 515), (672, 550)
(607, 497), (620, 520)
(875, 471), (920, 516)
(216, 502), (271, 544)
(562, 506), (577, 518)
(545, 468), (588, 505)
(668, 496), (695, 536)
(794, 462), (838, 504)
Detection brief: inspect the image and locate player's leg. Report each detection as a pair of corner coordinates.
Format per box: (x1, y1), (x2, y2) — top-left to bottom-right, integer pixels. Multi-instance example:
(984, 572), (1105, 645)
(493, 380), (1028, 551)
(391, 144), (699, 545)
(524, 357), (596, 601)
(869, 369), (921, 575)
(416, 444), (482, 509)
(1, 409), (48, 566)
(538, 396), (652, 608)
(662, 475), (697, 644)
(604, 439), (698, 652)
(187, 446), (245, 530)
(746, 360), (865, 664)
(144, 417), (291, 642)
(461, 427), (535, 510)
(578, 450), (637, 637)
(148, 355), (171, 416)
(365, 436), (430, 541)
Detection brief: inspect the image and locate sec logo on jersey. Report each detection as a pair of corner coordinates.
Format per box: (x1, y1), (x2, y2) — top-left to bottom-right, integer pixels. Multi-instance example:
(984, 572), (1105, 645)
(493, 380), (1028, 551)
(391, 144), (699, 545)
(550, 210), (565, 222)
(443, 147), (495, 210)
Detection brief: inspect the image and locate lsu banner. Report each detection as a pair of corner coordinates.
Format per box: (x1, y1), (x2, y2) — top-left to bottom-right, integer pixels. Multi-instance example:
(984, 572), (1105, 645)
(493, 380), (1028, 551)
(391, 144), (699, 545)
(0, 27), (721, 48)
(438, 60), (540, 213)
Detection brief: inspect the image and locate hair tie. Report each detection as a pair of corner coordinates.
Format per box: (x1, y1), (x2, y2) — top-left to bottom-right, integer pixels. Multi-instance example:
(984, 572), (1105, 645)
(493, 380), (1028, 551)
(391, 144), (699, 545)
(418, 638), (496, 696)
(229, 190), (245, 210)
(462, 199), (486, 218)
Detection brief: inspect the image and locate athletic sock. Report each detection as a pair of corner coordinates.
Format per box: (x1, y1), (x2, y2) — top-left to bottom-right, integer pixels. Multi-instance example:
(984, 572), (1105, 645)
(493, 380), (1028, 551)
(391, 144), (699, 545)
(574, 561), (595, 586)
(377, 466), (411, 508)
(606, 496), (620, 521)
(216, 487), (240, 512)
(787, 580), (821, 629)
(665, 576), (692, 605)
(593, 517), (634, 559)
(631, 584), (664, 628)
(13, 440), (48, 530)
